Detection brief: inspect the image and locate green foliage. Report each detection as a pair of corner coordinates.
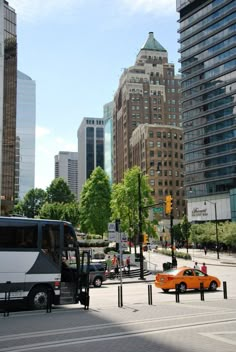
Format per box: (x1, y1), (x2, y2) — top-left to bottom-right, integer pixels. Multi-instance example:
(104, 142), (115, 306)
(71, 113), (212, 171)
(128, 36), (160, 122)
(13, 188), (47, 218)
(46, 178), (75, 203)
(39, 201), (80, 226)
(156, 248), (192, 260)
(79, 167), (111, 236)
(181, 215), (191, 252)
(110, 166), (155, 242)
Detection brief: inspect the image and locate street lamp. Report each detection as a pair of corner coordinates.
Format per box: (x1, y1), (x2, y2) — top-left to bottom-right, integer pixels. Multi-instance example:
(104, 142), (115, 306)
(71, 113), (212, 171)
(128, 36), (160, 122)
(204, 200), (219, 260)
(138, 172), (144, 280)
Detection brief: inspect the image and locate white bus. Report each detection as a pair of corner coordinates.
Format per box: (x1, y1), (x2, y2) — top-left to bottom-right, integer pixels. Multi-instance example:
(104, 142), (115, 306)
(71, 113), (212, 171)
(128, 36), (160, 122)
(0, 217), (90, 310)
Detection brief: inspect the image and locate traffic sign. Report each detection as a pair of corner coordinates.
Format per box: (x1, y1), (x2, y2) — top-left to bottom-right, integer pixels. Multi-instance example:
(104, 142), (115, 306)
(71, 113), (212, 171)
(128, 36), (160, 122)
(108, 222), (116, 232)
(153, 207), (163, 213)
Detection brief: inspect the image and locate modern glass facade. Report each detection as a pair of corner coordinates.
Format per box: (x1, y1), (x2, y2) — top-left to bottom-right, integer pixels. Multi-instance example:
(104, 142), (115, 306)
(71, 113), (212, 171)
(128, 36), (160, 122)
(77, 118), (104, 199)
(16, 71), (36, 200)
(0, 0), (17, 215)
(103, 101), (113, 183)
(178, 0), (236, 203)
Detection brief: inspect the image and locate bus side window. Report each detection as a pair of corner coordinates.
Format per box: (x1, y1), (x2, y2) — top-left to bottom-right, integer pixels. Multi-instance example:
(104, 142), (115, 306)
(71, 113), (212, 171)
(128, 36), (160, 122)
(64, 226), (75, 248)
(42, 224), (60, 264)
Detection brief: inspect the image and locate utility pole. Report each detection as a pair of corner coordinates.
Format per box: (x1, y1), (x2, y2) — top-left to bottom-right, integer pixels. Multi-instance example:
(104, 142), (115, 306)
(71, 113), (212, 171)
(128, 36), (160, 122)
(138, 172), (144, 280)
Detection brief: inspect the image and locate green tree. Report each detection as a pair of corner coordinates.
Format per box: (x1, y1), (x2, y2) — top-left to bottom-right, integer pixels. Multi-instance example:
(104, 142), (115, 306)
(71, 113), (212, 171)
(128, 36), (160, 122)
(79, 167), (111, 236)
(181, 215), (191, 253)
(110, 166), (155, 248)
(13, 188), (47, 218)
(39, 201), (80, 226)
(46, 178), (75, 203)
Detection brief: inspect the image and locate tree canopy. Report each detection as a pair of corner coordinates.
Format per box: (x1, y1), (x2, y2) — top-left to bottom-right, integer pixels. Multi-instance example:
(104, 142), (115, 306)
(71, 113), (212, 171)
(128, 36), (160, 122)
(79, 167), (111, 236)
(13, 188), (47, 218)
(46, 178), (75, 203)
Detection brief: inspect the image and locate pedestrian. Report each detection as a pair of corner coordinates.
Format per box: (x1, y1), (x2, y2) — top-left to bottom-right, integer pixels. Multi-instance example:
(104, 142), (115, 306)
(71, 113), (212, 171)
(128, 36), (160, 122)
(106, 256), (112, 273)
(126, 256), (131, 274)
(112, 255), (119, 278)
(194, 261), (200, 270)
(204, 246), (207, 255)
(201, 262), (207, 274)
(172, 256), (177, 268)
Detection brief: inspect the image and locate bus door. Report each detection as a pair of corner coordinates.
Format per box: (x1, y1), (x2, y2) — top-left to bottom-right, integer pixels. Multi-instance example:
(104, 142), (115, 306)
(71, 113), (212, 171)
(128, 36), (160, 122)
(78, 250), (90, 309)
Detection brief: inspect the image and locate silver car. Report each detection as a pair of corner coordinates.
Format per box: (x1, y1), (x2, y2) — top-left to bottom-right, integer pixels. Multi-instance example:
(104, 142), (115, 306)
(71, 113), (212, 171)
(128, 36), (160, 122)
(87, 263), (107, 288)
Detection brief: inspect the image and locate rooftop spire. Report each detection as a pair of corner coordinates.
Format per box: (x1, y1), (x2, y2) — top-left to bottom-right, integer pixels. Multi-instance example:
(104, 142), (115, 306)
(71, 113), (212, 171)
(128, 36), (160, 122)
(141, 32), (166, 52)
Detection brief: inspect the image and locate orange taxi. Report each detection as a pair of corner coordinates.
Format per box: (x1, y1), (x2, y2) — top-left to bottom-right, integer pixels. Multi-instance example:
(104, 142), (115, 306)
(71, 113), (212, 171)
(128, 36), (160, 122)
(154, 266), (221, 293)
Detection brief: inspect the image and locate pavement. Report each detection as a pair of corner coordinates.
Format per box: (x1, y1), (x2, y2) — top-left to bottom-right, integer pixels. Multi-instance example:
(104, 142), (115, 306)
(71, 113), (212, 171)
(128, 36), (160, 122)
(104, 248), (236, 285)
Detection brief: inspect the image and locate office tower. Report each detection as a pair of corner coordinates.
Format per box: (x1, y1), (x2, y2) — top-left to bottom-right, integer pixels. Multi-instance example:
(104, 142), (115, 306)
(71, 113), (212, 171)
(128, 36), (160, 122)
(77, 117), (104, 199)
(177, 0), (236, 222)
(103, 101), (114, 184)
(0, 0), (17, 215)
(54, 151), (78, 197)
(113, 32), (184, 218)
(15, 71), (36, 200)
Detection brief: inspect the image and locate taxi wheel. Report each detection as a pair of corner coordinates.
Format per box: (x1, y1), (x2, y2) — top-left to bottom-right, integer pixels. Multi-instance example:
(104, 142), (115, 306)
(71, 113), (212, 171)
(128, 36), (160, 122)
(162, 289), (169, 293)
(179, 282), (187, 293)
(209, 281), (218, 291)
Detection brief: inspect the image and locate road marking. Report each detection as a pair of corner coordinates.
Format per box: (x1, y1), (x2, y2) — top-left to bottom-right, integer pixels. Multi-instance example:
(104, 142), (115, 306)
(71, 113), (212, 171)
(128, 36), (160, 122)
(0, 318), (236, 351)
(200, 332), (236, 346)
(0, 309), (235, 342)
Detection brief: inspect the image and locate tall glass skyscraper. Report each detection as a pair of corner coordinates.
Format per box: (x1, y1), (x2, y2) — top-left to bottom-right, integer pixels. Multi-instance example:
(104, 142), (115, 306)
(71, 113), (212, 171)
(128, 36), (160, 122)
(103, 101), (113, 184)
(0, 0), (17, 214)
(16, 71), (36, 200)
(177, 0), (236, 221)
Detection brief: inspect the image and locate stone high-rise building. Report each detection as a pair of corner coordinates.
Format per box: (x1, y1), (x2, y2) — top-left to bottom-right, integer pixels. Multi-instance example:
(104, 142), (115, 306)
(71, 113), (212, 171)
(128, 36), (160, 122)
(0, 0), (17, 215)
(113, 32), (184, 218)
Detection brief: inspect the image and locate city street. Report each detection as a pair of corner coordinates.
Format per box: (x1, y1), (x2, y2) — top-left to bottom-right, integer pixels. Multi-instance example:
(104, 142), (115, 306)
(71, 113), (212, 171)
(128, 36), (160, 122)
(0, 256), (236, 352)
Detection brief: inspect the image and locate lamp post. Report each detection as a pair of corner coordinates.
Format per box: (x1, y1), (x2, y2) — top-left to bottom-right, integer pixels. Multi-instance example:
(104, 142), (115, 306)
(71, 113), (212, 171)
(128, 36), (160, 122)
(138, 172), (144, 280)
(204, 200), (219, 260)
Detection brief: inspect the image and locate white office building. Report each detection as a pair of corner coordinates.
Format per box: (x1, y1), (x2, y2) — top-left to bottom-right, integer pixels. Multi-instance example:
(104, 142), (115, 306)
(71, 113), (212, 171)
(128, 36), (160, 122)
(54, 151), (78, 197)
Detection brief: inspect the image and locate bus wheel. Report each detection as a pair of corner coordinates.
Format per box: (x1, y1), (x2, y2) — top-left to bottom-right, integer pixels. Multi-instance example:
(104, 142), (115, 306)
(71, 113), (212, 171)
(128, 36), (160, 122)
(28, 286), (49, 310)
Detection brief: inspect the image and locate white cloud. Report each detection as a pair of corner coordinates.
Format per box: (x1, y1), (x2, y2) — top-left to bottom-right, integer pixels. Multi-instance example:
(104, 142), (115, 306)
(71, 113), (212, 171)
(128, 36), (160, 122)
(36, 125), (50, 138)
(121, 0), (176, 15)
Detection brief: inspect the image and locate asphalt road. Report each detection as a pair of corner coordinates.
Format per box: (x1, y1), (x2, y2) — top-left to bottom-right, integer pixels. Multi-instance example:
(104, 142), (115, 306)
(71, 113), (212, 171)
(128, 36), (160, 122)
(1, 260), (236, 352)
(0, 295), (235, 352)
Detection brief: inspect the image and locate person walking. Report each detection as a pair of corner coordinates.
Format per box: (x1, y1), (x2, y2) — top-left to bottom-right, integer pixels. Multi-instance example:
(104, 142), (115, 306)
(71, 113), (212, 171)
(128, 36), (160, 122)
(126, 256), (131, 275)
(201, 262), (207, 274)
(106, 256), (112, 273)
(112, 255), (119, 278)
(204, 246), (207, 255)
(194, 261), (200, 269)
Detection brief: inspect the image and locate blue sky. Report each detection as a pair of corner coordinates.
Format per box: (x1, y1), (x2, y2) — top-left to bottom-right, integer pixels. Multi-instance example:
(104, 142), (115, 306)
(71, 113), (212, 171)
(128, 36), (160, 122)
(10, 0), (179, 190)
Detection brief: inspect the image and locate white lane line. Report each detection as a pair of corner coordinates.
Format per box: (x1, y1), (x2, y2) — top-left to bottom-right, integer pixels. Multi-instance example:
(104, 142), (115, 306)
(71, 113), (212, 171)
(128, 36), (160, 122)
(200, 332), (236, 346)
(0, 318), (236, 352)
(0, 309), (235, 342)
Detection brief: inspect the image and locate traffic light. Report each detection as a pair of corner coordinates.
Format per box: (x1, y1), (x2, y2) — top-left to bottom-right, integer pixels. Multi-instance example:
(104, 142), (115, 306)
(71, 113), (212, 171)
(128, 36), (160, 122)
(143, 233), (148, 244)
(165, 195), (173, 215)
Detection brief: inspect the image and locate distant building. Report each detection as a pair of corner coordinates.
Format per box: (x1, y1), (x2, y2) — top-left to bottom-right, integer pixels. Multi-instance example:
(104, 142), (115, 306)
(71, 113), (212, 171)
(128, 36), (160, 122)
(113, 32), (184, 218)
(54, 151), (78, 197)
(0, 0), (17, 214)
(15, 70), (36, 200)
(177, 0), (236, 222)
(103, 101), (114, 184)
(77, 117), (104, 199)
